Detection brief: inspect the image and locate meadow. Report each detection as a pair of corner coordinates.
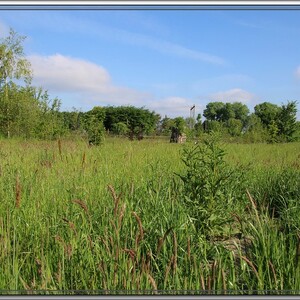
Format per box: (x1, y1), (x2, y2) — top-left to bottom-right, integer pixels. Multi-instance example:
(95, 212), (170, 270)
(0, 136), (299, 294)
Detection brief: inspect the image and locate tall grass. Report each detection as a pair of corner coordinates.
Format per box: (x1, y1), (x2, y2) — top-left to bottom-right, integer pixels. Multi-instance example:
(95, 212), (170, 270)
(0, 137), (299, 294)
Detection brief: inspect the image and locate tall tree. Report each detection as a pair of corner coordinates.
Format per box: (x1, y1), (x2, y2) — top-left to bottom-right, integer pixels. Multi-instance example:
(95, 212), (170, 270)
(277, 101), (298, 141)
(254, 102), (281, 127)
(203, 102), (224, 121)
(231, 102), (250, 125)
(103, 106), (158, 140)
(0, 28), (32, 137)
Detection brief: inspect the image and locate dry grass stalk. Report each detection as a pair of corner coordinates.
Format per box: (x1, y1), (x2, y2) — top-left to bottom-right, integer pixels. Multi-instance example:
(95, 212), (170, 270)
(130, 181), (134, 196)
(157, 228), (173, 256)
(54, 235), (72, 260)
(123, 248), (136, 263)
(200, 274), (205, 290)
(62, 218), (77, 236)
(19, 276), (30, 290)
(207, 275), (211, 292)
(55, 235), (65, 245)
(55, 262), (62, 286)
(132, 211), (144, 246)
(87, 235), (93, 250)
(164, 254), (174, 286)
(172, 231), (178, 274)
(72, 199), (89, 216)
(221, 268), (227, 293)
(65, 244), (72, 260)
(58, 139), (62, 158)
(211, 260), (217, 288)
(246, 189), (257, 210)
(268, 260), (277, 287)
(241, 255), (260, 282)
(82, 152), (86, 168)
(147, 273), (158, 294)
(110, 219), (118, 237)
(187, 236), (191, 261)
(108, 185), (122, 217)
(15, 174), (21, 208)
(99, 236), (110, 255)
(118, 203), (126, 230)
(35, 258), (43, 278)
(296, 232), (300, 267)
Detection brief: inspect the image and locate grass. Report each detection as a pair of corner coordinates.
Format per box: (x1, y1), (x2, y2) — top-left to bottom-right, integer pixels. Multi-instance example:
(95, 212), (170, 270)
(0, 137), (299, 294)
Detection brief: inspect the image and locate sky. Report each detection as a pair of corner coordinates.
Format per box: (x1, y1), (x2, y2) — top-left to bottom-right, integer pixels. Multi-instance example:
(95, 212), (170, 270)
(1, 7), (300, 119)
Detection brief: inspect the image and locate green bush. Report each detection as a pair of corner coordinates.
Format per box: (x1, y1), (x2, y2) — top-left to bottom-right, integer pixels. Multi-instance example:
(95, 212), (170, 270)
(178, 132), (247, 237)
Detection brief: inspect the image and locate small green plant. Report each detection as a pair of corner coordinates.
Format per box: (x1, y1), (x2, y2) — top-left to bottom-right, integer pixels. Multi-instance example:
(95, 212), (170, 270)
(178, 132), (245, 237)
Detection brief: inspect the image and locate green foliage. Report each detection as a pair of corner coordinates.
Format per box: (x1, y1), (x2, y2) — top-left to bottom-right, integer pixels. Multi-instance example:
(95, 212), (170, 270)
(277, 101), (297, 142)
(82, 106), (106, 145)
(203, 120), (225, 133)
(158, 116), (175, 135)
(203, 102), (225, 121)
(103, 106), (158, 139)
(112, 121), (129, 136)
(254, 102), (281, 127)
(267, 120), (279, 143)
(226, 118), (243, 137)
(173, 117), (185, 133)
(0, 28), (32, 86)
(204, 102), (249, 125)
(178, 133), (245, 236)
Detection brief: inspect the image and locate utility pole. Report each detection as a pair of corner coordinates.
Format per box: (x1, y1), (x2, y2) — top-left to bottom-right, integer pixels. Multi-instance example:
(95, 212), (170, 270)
(190, 104), (195, 129)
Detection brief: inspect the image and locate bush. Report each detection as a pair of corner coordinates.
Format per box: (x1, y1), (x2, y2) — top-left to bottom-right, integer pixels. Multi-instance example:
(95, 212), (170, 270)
(178, 132), (247, 237)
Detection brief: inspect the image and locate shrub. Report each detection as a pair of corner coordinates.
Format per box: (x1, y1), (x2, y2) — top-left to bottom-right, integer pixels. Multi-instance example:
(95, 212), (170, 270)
(178, 132), (246, 237)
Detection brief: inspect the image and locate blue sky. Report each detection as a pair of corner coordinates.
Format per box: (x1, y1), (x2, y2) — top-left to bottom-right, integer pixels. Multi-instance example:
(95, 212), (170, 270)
(1, 8), (300, 118)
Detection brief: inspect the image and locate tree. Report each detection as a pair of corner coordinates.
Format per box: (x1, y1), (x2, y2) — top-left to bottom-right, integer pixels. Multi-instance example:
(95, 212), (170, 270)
(103, 106), (158, 140)
(277, 101), (297, 142)
(254, 102), (281, 127)
(0, 83), (40, 138)
(243, 113), (268, 143)
(230, 102), (250, 125)
(226, 118), (243, 137)
(158, 116), (175, 135)
(203, 102), (224, 121)
(112, 122), (129, 136)
(82, 106), (106, 145)
(219, 103), (235, 122)
(0, 29), (32, 137)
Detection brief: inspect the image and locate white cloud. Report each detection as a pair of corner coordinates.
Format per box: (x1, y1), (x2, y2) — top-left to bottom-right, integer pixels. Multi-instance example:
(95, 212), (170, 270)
(28, 53), (197, 117)
(28, 54), (151, 107)
(149, 96), (196, 118)
(208, 88), (257, 104)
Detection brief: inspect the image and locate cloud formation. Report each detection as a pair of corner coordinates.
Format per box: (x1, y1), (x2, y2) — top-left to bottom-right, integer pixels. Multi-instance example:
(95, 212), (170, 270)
(208, 88), (257, 104)
(28, 54), (151, 106)
(28, 53), (195, 117)
(149, 96), (195, 117)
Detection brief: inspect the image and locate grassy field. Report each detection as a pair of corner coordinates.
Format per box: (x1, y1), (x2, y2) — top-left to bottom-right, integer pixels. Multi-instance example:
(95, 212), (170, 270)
(0, 136), (300, 294)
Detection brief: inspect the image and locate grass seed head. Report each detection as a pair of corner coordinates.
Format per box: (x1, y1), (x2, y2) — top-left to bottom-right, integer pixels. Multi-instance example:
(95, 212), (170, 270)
(72, 199), (89, 215)
(15, 174), (21, 208)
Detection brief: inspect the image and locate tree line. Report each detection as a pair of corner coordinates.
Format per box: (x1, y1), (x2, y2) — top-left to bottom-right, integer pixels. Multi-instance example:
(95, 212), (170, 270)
(0, 28), (299, 144)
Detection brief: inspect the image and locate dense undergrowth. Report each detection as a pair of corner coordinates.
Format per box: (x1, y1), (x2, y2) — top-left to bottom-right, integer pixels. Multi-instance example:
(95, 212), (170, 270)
(0, 136), (299, 294)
